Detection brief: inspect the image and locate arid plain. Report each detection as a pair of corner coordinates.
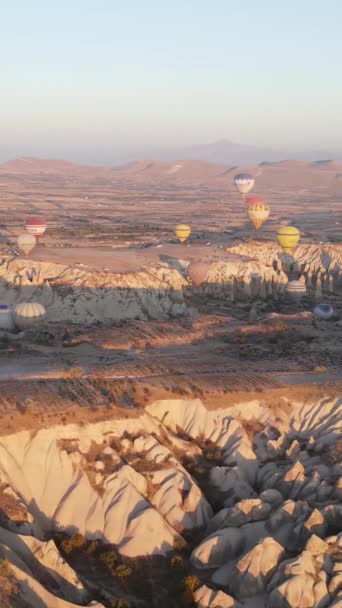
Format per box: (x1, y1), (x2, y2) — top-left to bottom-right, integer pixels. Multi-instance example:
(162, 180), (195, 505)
(0, 157), (341, 608)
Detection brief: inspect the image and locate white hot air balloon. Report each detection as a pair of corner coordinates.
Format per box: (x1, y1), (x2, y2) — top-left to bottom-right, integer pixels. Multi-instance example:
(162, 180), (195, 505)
(17, 233), (36, 256)
(286, 278), (307, 301)
(313, 304), (334, 320)
(0, 305), (14, 330)
(14, 302), (46, 329)
(234, 173), (255, 199)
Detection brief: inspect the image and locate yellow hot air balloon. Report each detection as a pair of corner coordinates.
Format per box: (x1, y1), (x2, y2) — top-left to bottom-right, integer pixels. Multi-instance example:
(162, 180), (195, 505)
(175, 224), (191, 243)
(247, 198), (270, 230)
(276, 226), (300, 253)
(17, 233), (36, 256)
(14, 302), (46, 329)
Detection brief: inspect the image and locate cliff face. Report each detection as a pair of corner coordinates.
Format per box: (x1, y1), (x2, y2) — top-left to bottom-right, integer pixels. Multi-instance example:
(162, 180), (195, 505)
(0, 243), (341, 325)
(0, 397), (340, 607)
(0, 257), (190, 323)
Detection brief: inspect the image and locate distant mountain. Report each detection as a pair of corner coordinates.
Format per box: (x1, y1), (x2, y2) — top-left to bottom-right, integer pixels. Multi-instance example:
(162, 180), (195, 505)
(144, 139), (342, 166)
(168, 139), (287, 164)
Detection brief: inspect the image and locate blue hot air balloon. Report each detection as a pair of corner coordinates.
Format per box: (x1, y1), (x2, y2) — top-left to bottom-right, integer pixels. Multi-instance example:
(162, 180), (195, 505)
(313, 304), (334, 320)
(234, 173), (255, 198)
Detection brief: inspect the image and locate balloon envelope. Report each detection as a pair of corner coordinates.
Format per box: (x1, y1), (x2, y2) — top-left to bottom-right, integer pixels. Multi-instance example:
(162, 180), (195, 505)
(234, 173), (255, 196)
(286, 279), (306, 300)
(17, 233), (36, 256)
(14, 302), (47, 329)
(247, 200), (270, 230)
(25, 216), (47, 239)
(0, 304), (14, 330)
(245, 196), (264, 207)
(175, 224), (191, 243)
(276, 226), (300, 253)
(314, 304), (334, 320)
(186, 260), (211, 287)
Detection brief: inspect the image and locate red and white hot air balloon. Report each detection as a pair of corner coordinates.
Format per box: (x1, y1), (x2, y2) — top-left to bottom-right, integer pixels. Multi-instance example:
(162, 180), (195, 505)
(186, 260), (211, 287)
(25, 217), (47, 241)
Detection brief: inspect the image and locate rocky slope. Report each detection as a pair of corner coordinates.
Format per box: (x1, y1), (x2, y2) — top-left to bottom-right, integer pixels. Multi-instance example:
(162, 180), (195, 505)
(0, 243), (341, 325)
(0, 396), (340, 607)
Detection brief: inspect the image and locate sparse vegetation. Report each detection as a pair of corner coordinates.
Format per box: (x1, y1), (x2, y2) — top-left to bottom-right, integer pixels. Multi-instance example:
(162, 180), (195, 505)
(99, 548), (121, 571)
(60, 533), (87, 554)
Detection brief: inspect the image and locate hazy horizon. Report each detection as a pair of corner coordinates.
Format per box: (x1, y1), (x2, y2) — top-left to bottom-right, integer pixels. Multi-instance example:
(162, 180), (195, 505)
(0, 139), (342, 166)
(2, 0), (341, 164)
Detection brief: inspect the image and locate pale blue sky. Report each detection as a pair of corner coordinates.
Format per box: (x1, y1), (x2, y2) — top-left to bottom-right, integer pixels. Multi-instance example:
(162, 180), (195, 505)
(1, 0), (341, 162)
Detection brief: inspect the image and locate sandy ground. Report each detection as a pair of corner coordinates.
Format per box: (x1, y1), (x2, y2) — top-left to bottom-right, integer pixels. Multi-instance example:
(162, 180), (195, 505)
(28, 243), (238, 273)
(0, 156), (340, 434)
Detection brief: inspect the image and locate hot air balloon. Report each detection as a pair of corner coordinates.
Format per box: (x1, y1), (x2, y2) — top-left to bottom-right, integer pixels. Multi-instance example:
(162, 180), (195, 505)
(314, 303), (334, 320)
(0, 305), (14, 330)
(175, 224), (191, 243)
(17, 233), (36, 256)
(286, 278), (306, 300)
(25, 216), (47, 240)
(186, 260), (211, 287)
(276, 226), (300, 253)
(234, 173), (255, 199)
(14, 302), (47, 329)
(247, 198), (270, 230)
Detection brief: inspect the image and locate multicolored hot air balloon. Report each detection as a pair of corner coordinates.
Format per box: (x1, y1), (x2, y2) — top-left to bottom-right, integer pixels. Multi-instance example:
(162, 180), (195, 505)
(14, 302), (47, 329)
(276, 226), (300, 253)
(25, 217), (47, 240)
(247, 198), (270, 230)
(186, 260), (211, 287)
(175, 224), (191, 243)
(0, 305), (14, 330)
(234, 173), (255, 199)
(17, 233), (36, 256)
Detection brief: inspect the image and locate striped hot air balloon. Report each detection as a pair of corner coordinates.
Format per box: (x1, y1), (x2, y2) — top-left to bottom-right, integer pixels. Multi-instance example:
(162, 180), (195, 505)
(247, 198), (270, 230)
(277, 226), (300, 253)
(286, 279), (306, 300)
(186, 260), (211, 287)
(14, 302), (47, 329)
(175, 224), (191, 243)
(25, 217), (47, 240)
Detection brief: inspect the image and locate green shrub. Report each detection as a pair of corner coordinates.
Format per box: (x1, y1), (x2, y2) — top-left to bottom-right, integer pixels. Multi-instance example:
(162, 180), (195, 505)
(170, 554), (185, 570)
(99, 548), (120, 570)
(60, 533), (86, 554)
(114, 564), (133, 581)
(182, 575), (200, 592)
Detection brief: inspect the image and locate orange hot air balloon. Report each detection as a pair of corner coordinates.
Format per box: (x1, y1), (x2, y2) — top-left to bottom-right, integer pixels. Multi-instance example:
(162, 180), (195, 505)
(186, 260), (211, 287)
(247, 198), (270, 230)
